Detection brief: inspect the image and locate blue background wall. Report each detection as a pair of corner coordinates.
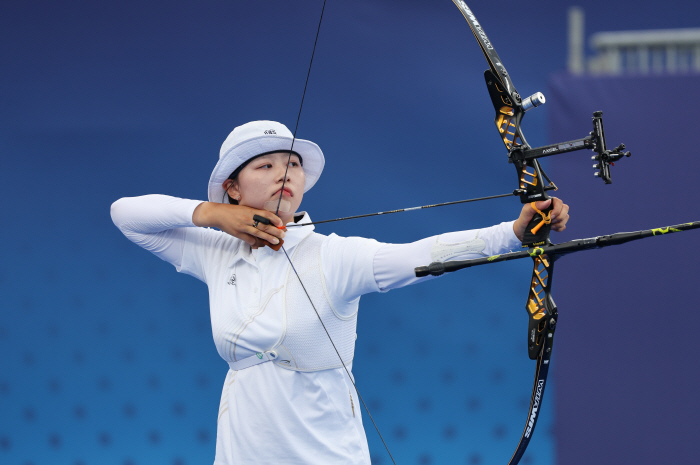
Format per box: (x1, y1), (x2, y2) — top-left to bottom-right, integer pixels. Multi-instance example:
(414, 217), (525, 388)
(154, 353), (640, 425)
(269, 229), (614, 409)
(1, 1), (698, 464)
(547, 74), (700, 464)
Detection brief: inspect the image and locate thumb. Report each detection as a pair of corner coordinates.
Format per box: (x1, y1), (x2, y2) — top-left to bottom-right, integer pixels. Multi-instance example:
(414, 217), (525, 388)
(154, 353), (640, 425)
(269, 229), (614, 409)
(533, 198), (552, 212)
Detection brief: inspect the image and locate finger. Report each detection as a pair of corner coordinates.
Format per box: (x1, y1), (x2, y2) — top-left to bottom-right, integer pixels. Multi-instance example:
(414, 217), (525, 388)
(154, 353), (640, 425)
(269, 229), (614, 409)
(552, 204), (569, 224)
(239, 232), (258, 246)
(251, 237), (267, 249)
(254, 210), (285, 228)
(245, 225), (281, 245)
(249, 227), (281, 245)
(255, 221), (286, 239)
(533, 198), (552, 212)
(540, 197), (561, 221)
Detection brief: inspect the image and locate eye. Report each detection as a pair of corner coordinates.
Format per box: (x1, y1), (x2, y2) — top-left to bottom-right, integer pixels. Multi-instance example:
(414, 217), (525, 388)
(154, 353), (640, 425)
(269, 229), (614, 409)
(257, 163), (273, 169)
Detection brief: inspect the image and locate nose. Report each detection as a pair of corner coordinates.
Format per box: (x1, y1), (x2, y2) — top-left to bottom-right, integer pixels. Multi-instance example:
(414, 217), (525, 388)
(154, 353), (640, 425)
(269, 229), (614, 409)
(276, 163), (291, 183)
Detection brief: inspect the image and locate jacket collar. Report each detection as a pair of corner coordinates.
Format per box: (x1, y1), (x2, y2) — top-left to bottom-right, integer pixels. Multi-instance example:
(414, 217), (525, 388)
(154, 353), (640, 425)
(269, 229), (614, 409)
(230, 212), (315, 267)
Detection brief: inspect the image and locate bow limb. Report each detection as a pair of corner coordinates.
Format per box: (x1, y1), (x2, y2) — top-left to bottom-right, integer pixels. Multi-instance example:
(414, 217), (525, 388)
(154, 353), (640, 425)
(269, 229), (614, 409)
(449, 3), (557, 462)
(415, 218), (700, 463)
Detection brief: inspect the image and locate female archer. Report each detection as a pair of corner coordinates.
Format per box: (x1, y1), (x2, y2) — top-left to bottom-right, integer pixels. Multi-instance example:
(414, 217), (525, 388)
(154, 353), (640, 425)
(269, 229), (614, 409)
(110, 119), (569, 464)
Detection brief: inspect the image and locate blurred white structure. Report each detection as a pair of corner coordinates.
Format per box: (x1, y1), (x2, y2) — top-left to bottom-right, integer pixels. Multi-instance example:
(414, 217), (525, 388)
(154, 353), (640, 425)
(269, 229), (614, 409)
(568, 7), (700, 75)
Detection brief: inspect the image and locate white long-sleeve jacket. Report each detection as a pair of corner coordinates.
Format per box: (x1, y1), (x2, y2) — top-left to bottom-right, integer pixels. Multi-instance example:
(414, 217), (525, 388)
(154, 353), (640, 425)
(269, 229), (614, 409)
(110, 194), (521, 465)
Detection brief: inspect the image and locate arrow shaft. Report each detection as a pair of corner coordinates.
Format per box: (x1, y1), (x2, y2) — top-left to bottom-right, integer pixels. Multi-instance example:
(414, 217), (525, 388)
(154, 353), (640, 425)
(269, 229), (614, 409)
(288, 192), (516, 227)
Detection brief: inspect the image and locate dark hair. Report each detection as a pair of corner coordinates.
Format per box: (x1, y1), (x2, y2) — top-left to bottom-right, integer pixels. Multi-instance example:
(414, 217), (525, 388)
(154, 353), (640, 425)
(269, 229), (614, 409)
(223, 150), (303, 205)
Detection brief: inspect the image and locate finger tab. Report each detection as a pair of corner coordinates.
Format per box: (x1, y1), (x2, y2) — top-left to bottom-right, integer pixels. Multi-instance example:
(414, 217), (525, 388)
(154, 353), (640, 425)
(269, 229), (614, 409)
(263, 238), (284, 251)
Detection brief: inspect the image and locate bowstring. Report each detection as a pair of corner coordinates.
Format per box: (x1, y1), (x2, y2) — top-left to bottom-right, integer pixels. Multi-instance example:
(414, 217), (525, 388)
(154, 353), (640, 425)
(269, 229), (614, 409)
(282, 249), (397, 465)
(272, 1), (397, 463)
(275, 0), (325, 217)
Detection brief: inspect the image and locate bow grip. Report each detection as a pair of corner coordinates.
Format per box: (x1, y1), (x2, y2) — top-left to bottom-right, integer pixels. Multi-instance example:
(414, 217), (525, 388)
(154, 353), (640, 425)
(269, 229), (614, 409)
(521, 202), (553, 248)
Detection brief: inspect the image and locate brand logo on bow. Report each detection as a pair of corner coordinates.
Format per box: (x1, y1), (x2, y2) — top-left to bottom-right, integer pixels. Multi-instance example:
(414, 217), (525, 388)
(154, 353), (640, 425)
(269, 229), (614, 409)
(524, 379), (545, 438)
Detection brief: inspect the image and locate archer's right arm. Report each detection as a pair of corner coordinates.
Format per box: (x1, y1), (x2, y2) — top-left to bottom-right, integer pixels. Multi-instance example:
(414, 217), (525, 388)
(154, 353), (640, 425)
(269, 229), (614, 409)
(111, 195), (287, 280)
(110, 195), (204, 271)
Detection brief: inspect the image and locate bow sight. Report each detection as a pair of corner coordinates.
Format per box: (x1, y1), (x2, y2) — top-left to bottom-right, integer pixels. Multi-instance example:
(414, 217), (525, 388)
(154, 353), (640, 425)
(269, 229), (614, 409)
(506, 108), (631, 185)
(470, 0), (630, 248)
(483, 68), (631, 200)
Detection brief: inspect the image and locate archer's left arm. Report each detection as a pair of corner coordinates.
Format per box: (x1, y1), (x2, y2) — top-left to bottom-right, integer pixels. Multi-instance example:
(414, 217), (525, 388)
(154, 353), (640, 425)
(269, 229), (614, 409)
(371, 220), (519, 293)
(373, 198), (569, 293)
(320, 199), (570, 302)
(318, 222), (517, 309)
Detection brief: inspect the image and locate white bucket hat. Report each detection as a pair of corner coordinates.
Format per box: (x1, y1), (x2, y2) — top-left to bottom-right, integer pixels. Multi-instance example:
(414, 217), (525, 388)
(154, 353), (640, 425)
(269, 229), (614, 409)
(208, 120), (325, 203)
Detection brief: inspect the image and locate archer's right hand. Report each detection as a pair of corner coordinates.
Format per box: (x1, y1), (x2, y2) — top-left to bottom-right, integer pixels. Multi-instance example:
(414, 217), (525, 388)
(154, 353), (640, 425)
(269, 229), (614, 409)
(192, 202), (286, 249)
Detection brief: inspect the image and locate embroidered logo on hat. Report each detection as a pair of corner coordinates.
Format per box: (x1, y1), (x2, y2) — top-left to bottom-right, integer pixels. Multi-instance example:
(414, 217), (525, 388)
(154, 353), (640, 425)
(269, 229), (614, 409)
(264, 129), (277, 135)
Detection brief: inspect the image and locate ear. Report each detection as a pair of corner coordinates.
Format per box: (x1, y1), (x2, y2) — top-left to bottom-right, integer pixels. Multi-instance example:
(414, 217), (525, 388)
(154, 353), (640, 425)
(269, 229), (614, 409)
(222, 179), (241, 201)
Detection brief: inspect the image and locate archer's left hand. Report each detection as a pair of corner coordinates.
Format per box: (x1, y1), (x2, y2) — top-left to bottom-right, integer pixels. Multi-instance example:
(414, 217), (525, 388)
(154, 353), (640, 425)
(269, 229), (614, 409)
(513, 197), (570, 242)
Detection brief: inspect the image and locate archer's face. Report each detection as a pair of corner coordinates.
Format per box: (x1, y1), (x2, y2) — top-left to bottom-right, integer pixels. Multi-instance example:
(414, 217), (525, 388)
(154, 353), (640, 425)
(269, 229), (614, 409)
(227, 152), (305, 223)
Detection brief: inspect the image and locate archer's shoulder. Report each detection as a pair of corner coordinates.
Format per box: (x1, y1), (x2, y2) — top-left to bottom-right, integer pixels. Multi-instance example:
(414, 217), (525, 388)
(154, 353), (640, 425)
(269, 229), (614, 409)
(319, 232), (383, 256)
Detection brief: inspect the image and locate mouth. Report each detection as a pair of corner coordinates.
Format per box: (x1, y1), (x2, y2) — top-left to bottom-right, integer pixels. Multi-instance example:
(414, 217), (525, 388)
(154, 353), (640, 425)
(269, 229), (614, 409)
(273, 187), (293, 198)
